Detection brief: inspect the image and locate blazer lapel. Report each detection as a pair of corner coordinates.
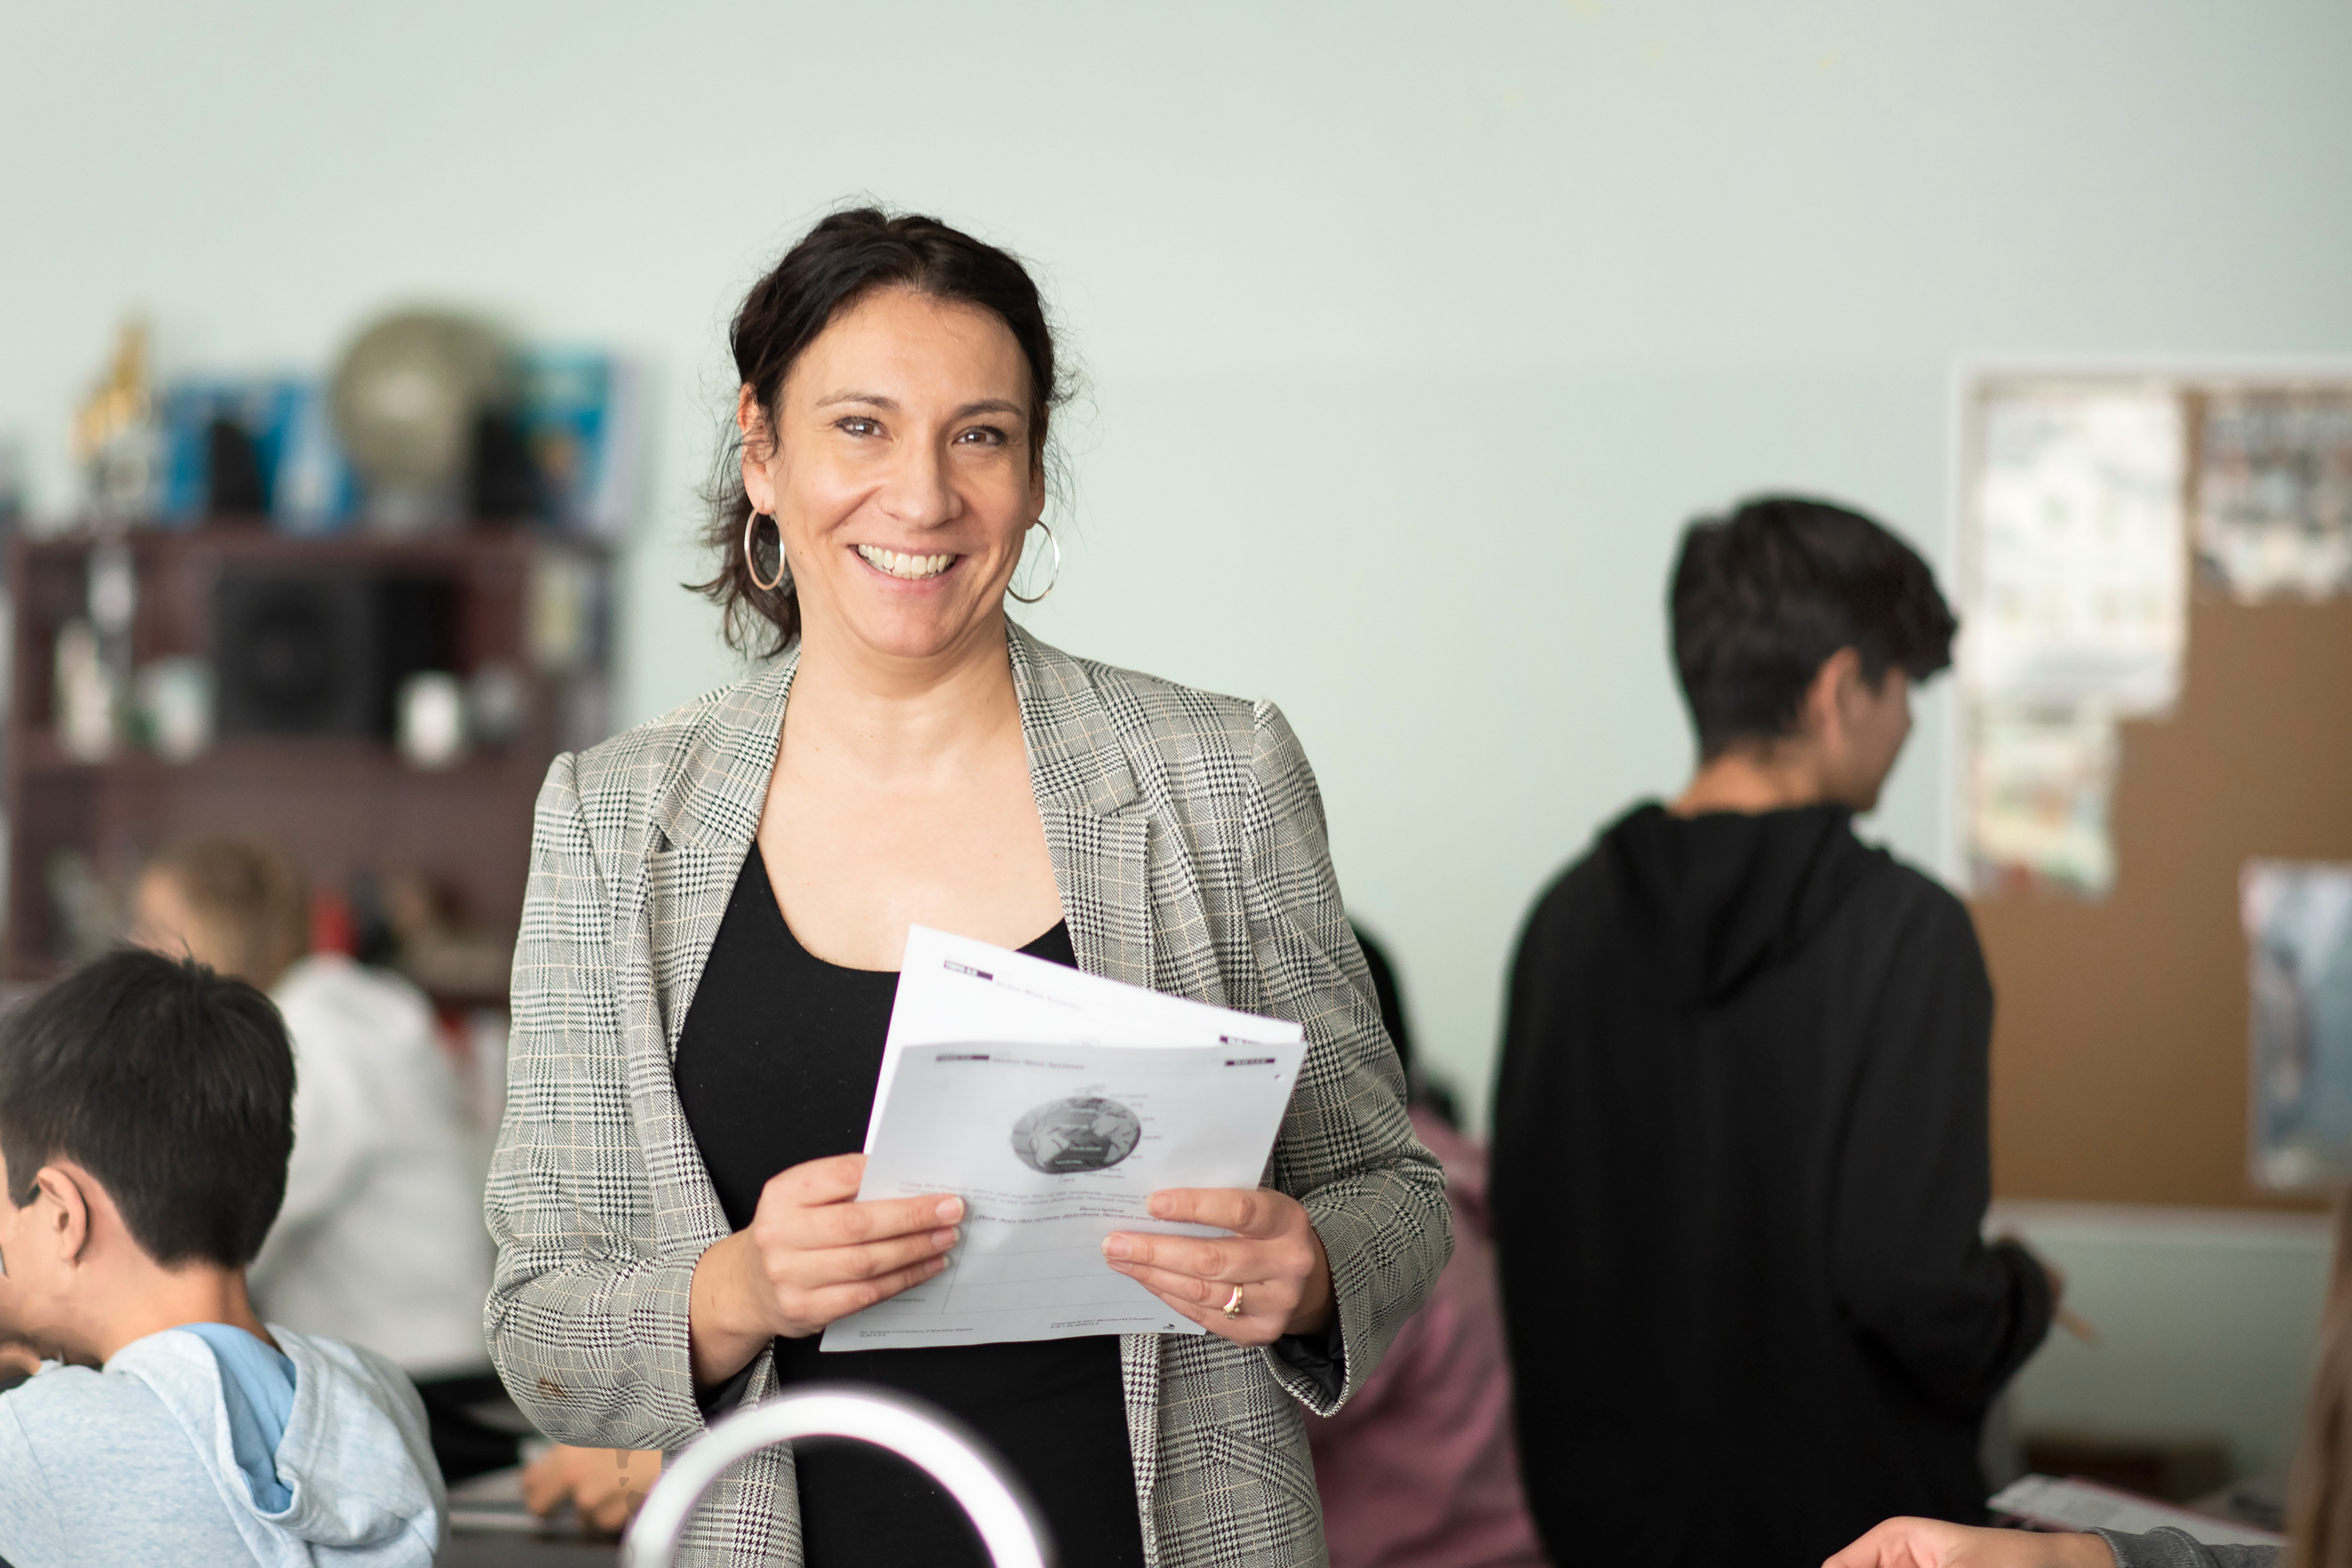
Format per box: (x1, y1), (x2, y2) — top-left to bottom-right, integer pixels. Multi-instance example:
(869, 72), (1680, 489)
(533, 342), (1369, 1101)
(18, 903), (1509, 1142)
(633, 627), (1156, 1046)
(632, 628), (1196, 1058)
(643, 648), (799, 1060)
(1009, 625), (1156, 991)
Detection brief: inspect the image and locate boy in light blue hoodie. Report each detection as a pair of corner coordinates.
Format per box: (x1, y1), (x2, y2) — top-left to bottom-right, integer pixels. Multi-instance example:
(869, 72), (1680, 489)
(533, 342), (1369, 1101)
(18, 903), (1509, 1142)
(0, 948), (445, 1566)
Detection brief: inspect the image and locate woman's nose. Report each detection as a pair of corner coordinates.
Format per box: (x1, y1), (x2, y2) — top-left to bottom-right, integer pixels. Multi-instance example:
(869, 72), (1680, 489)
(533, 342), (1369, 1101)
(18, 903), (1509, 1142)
(875, 439), (958, 529)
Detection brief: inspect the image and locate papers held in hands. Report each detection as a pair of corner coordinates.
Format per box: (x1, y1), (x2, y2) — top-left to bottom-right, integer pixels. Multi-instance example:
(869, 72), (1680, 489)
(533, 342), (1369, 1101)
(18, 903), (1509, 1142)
(820, 926), (1307, 1352)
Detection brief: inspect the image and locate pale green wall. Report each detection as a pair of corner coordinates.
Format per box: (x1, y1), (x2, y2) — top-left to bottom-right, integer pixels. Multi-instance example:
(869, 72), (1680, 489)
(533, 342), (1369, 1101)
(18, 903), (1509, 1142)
(6, 2), (2351, 1116)
(1996, 1204), (2332, 1483)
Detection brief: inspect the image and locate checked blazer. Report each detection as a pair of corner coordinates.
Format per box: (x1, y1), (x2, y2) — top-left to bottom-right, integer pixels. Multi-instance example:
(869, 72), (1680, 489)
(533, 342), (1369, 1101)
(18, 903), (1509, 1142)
(484, 623), (1452, 1567)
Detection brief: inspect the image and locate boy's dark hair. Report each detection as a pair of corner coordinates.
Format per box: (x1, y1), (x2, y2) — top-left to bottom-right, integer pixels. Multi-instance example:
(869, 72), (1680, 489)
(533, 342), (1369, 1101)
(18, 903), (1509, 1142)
(1670, 495), (1957, 760)
(0, 948), (294, 1268)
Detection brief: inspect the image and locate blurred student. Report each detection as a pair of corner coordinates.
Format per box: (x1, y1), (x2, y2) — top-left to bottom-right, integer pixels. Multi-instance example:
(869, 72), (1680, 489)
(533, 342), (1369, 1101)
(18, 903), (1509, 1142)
(131, 838), (507, 1479)
(1490, 497), (2056, 1568)
(0, 948), (444, 1564)
(1308, 927), (1548, 1568)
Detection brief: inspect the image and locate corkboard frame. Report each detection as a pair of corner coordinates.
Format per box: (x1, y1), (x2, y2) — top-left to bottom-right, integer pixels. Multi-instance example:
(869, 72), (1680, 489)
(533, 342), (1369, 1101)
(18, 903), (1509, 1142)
(1945, 359), (2352, 1212)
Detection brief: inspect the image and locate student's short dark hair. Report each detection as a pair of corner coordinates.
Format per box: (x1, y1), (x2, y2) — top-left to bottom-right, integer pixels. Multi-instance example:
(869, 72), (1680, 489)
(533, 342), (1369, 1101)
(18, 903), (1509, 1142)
(0, 948), (293, 1268)
(1670, 495), (1957, 760)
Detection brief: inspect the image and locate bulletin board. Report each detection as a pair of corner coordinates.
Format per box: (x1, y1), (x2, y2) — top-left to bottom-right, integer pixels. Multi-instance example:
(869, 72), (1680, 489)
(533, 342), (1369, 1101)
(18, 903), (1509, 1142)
(1957, 377), (2352, 1211)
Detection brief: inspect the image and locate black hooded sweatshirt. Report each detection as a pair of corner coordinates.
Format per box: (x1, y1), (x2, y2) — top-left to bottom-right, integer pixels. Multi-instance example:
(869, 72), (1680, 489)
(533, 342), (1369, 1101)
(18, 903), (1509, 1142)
(1490, 804), (2052, 1568)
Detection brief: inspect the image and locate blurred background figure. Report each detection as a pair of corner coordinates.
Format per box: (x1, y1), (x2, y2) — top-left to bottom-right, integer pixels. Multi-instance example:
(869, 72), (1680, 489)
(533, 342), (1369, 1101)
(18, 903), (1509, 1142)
(1307, 925), (1548, 1568)
(128, 836), (512, 1482)
(1491, 500), (2054, 1567)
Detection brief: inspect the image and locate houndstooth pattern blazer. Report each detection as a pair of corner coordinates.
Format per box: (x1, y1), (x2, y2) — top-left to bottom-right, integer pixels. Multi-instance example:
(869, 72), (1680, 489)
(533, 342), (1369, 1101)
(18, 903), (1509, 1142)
(484, 623), (1452, 1568)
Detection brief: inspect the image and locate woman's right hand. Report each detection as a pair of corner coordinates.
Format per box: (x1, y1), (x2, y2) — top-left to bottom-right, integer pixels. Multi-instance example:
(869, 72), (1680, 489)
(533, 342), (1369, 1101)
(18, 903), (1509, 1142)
(688, 1153), (962, 1387)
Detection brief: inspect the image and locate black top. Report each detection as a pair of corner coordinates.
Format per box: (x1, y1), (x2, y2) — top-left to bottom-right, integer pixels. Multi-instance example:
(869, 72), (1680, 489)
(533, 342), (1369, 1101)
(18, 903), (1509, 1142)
(1490, 804), (2054, 1568)
(674, 845), (1145, 1568)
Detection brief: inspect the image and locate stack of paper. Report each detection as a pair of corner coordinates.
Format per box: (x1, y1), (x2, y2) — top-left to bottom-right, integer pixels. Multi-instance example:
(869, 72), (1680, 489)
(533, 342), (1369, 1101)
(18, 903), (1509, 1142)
(1988, 1476), (2284, 1549)
(821, 927), (1307, 1351)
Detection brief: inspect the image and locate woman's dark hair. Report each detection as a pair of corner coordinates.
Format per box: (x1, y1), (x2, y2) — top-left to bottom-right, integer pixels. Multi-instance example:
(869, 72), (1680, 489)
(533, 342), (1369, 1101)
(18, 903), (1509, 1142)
(696, 207), (1067, 656)
(1669, 494), (1957, 761)
(0, 948), (294, 1268)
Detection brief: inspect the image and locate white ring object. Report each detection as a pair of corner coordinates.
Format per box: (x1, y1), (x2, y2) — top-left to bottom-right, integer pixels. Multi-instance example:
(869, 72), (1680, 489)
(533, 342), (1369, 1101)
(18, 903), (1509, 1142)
(622, 1385), (1054, 1568)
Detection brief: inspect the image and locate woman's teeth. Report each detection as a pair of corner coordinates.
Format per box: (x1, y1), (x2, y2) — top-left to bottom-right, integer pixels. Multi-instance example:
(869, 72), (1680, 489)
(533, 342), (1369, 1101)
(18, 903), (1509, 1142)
(856, 545), (955, 580)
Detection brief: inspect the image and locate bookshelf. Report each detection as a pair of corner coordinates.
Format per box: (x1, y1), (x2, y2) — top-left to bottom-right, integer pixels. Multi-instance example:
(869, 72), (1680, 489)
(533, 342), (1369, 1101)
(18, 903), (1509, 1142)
(4, 524), (612, 1007)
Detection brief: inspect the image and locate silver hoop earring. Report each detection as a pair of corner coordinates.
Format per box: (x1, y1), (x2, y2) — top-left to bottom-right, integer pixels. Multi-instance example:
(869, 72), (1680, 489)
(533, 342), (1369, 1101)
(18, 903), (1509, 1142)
(1007, 521), (1060, 605)
(743, 510), (789, 594)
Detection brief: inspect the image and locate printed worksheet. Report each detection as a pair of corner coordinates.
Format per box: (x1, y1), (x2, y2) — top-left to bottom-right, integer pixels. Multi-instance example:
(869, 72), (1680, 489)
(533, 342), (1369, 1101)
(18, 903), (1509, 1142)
(820, 926), (1306, 1350)
(860, 924), (1303, 1142)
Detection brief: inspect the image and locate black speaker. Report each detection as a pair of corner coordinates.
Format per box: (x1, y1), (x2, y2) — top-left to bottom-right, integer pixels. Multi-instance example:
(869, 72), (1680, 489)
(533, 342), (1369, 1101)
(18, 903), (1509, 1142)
(213, 571), (457, 739)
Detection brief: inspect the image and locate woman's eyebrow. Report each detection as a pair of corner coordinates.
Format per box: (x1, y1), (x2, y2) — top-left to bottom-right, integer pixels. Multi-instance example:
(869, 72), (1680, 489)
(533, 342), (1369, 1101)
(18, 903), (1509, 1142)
(811, 393), (1023, 421)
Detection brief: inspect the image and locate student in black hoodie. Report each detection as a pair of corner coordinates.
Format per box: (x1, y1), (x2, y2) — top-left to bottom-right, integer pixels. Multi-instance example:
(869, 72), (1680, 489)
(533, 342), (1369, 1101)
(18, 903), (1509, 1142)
(1489, 495), (2057, 1568)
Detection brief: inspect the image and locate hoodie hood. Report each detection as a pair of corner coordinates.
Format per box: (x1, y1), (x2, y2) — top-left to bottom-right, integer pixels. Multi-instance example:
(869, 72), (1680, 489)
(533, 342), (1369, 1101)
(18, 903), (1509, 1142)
(1598, 802), (1876, 1005)
(111, 1325), (445, 1566)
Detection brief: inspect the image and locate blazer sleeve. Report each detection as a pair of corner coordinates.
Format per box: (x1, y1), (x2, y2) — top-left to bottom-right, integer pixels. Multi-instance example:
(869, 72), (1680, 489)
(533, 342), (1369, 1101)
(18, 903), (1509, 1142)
(1828, 888), (2053, 1415)
(1244, 700), (1454, 1415)
(483, 753), (708, 1451)
(2098, 1529), (2279, 1568)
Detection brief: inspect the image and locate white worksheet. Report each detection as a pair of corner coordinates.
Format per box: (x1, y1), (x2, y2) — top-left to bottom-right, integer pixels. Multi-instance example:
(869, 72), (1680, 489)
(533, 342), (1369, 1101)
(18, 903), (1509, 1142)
(859, 925), (1304, 1144)
(820, 926), (1306, 1351)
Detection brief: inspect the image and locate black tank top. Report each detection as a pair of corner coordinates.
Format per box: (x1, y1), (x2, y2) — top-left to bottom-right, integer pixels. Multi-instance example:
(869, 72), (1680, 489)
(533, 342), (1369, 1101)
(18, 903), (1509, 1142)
(672, 844), (1147, 1568)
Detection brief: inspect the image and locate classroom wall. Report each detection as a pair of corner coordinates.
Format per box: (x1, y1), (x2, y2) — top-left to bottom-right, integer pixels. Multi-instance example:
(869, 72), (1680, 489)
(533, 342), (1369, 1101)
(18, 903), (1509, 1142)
(1994, 1203), (2333, 1483)
(6, 1), (2351, 1126)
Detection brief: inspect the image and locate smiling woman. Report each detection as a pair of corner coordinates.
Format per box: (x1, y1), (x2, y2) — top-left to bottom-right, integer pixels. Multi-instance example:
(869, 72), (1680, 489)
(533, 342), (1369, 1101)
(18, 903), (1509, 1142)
(483, 209), (1452, 1568)
(694, 209), (1068, 658)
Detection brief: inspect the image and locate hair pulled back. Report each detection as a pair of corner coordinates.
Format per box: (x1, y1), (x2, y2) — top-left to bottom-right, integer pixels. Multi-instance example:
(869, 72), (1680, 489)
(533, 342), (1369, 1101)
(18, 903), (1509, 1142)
(697, 207), (1066, 656)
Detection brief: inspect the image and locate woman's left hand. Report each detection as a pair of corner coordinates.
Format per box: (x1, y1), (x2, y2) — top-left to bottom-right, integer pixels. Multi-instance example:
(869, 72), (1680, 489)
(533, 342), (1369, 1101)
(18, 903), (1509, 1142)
(1101, 1188), (1335, 1346)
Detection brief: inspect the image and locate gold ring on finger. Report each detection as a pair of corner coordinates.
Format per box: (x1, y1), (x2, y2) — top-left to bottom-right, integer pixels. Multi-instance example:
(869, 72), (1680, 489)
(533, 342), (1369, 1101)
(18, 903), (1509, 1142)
(1221, 1284), (1244, 1319)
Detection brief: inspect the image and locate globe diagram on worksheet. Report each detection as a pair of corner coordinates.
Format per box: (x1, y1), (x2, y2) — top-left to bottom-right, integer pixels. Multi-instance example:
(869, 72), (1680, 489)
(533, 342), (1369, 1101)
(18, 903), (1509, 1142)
(1010, 1096), (1144, 1174)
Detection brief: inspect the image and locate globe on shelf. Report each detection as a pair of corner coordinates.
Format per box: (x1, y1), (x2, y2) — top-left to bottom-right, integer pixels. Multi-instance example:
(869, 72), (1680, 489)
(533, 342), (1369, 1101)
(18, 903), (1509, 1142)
(330, 310), (509, 533)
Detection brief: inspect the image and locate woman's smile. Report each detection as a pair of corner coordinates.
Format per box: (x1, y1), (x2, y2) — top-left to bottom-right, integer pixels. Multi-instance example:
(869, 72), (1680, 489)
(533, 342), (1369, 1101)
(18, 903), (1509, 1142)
(853, 544), (960, 581)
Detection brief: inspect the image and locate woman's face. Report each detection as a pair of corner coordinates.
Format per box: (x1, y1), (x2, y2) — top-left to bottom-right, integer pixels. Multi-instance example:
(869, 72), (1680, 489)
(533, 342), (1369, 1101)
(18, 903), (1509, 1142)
(741, 287), (1043, 665)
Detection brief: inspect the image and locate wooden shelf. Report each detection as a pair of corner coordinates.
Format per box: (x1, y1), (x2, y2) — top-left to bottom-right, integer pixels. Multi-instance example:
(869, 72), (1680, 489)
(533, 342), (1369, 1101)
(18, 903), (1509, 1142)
(14, 731), (545, 784)
(4, 524), (612, 998)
